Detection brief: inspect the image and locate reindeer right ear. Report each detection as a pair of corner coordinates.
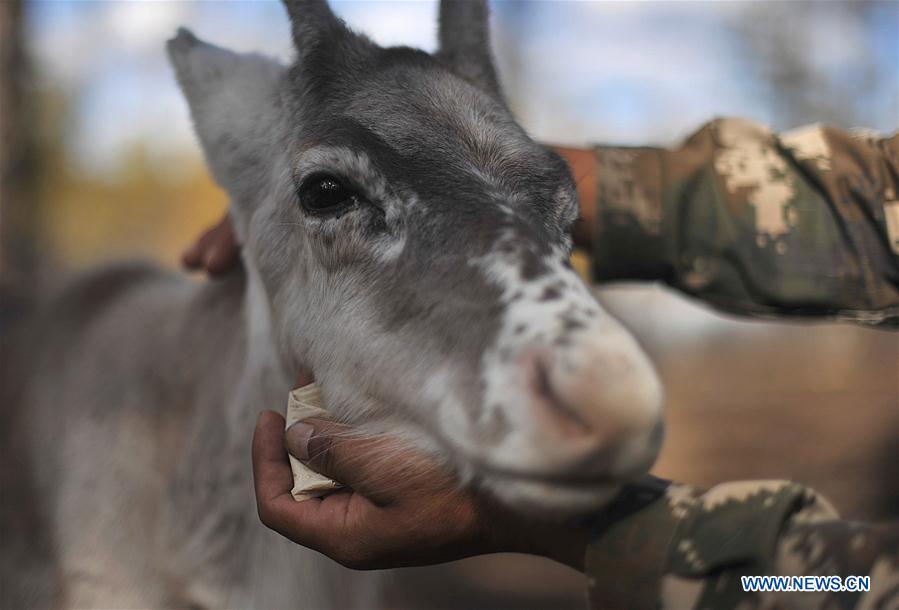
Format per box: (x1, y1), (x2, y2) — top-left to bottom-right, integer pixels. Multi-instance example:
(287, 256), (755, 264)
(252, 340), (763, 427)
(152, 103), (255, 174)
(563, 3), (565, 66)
(282, 0), (357, 62)
(436, 0), (503, 100)
(166, 28), (286, 208)
(283, 0), (374, 70)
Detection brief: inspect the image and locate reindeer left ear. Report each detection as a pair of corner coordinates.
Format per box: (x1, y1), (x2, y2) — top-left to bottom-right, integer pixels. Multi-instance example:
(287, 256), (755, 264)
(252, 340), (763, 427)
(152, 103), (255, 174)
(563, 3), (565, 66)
(167, 28), (286, 222)
(436, 0), (503, 100)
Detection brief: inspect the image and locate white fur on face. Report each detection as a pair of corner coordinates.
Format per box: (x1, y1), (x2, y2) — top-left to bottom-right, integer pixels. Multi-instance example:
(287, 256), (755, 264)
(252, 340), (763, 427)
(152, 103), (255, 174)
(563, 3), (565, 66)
(441, 234), (664, 511)
(456, 238), (604, 450)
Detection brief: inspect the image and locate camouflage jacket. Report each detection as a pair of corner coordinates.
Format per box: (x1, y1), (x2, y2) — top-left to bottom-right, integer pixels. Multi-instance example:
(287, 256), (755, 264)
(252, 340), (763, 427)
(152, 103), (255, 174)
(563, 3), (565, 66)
(586, 476), (899, 609)
(591, 118), (899, 328)
(584, 119), (898, 608)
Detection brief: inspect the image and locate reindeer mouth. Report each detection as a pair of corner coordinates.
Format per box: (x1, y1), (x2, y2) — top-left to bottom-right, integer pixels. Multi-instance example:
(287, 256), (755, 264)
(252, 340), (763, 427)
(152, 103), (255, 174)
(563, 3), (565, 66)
(475, 467), (623, 516)
(475, 461), (620, 488)
(473, 452), (623, 508)
(445, 444), (628, 515)
(374, 409), (630, 514)
(340, 384), (641, 515)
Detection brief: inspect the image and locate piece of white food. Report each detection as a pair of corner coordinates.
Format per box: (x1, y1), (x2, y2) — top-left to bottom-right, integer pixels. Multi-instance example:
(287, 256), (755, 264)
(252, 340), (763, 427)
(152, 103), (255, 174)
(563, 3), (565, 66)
(285, 383), (343, 501)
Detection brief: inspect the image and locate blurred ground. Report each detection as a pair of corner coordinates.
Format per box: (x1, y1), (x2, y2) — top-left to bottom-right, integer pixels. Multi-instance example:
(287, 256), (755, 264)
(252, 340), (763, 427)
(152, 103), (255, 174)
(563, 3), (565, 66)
(606, 285), (899, 523)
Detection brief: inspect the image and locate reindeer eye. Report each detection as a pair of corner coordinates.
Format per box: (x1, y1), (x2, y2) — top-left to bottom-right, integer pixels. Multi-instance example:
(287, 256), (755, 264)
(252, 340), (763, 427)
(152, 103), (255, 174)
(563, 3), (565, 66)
(298, 174), (359, 215)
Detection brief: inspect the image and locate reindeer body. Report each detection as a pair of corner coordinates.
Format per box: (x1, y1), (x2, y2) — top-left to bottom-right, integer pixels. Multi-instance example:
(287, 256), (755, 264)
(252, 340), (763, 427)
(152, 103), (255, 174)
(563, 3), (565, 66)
(2, 2), (665, 607)
(3, 264), (384, 608)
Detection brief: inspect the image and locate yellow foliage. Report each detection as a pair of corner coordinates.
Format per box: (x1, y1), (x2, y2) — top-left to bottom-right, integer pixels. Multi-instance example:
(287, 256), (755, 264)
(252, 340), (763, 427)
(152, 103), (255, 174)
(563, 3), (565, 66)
(570, 249), (590, 282)
(40, 143), (226, 271)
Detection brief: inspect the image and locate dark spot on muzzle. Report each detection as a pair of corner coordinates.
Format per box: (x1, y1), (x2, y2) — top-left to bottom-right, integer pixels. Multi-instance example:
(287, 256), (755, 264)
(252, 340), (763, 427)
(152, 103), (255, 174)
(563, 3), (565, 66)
(520, 250), (549, 281)
(540, 286), (561, 301)
(562, 316), (586, 333)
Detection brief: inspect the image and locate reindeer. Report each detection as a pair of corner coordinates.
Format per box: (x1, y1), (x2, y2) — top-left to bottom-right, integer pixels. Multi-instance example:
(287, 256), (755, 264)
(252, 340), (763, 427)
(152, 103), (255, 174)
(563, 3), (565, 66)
(0, 1), (663, 607)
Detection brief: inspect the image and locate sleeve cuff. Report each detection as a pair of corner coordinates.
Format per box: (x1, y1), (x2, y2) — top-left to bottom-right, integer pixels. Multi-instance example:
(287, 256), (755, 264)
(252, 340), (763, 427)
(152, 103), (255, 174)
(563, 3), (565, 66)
(585, 478), (826, 609)
(590, 146), (671, 283)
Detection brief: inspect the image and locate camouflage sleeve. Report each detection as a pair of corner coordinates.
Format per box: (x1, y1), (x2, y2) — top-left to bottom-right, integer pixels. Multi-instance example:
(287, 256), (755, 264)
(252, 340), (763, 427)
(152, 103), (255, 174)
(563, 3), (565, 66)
(585, 476), (899, 609)
(591, 118), (899, 327)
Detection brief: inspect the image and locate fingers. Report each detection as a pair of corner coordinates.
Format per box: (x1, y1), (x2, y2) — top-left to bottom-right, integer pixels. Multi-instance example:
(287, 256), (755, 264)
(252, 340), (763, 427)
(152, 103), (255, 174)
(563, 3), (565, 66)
(204, 217), (240, 275)
(181, 228), (209, 270)
(252, 410), (346, 552)
(285, 418), (438, 505)
(252, 410), (294, 504)
(284, 419), (372, 494)
(181, 214), (241, 276)
(254, 408), (492, 570)
(182, 220), (222, 270)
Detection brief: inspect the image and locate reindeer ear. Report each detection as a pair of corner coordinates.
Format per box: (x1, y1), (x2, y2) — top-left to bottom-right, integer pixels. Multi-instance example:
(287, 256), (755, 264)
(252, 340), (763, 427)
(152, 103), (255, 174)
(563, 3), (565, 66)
(166, 28), (286, 209)
(282, 0), (353, 61)
(436, 0), (503, 99)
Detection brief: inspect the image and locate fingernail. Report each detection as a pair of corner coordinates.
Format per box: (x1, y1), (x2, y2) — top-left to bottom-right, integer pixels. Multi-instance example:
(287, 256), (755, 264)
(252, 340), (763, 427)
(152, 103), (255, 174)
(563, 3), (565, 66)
(285, 422), (314, 461)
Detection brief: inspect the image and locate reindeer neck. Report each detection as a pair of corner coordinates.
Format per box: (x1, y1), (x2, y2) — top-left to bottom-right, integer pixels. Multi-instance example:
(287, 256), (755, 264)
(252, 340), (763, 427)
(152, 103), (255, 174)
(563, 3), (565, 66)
(226, 259), (294, 432)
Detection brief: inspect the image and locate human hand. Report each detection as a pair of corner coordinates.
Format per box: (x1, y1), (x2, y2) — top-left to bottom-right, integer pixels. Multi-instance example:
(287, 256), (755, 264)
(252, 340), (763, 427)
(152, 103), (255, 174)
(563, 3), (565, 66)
(181, 212), (241, 276)
(252, 396), (588, 571)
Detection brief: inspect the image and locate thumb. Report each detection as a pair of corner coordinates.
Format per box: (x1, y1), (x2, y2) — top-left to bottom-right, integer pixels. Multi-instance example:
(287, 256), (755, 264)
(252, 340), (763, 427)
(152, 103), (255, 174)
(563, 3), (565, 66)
(285, 418), (434, 505)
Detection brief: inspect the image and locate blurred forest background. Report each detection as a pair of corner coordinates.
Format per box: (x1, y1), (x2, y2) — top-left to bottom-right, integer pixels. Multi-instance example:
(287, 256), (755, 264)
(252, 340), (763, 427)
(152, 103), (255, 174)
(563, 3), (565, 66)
(1, 2), (897, 607)
(2, 0), (897, 276)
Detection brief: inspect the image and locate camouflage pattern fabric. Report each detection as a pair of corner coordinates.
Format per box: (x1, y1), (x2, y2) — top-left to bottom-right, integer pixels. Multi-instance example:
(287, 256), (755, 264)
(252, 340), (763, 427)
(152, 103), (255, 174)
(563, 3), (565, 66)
(591, 118), (899, 327)
(586, 476), (899, 609)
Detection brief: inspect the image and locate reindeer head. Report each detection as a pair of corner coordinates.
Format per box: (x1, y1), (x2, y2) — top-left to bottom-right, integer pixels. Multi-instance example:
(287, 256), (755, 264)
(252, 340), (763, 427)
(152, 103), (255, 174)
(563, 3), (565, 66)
(168, 0), (663, 515)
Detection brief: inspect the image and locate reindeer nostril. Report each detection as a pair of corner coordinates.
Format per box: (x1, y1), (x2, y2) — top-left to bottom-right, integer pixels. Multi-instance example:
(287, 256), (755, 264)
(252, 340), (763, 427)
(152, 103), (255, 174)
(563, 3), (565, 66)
(532, 357), (594, 436)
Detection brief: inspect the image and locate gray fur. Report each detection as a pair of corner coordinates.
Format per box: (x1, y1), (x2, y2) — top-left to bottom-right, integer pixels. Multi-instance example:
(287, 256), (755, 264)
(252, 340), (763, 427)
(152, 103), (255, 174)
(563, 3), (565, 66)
(437, 0), (503, 99)
(2, 1), (663, 607)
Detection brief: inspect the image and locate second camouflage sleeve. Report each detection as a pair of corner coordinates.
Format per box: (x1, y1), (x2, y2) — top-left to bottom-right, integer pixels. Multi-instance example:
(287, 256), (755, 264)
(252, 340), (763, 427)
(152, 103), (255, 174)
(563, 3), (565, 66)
(590, 118), (899, 327)
(585, 476), (899, 609)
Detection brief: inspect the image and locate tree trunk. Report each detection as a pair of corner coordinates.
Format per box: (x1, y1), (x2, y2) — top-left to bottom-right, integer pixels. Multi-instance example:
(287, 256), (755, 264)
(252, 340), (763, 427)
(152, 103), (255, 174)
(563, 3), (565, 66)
(0, 0), (39, 292)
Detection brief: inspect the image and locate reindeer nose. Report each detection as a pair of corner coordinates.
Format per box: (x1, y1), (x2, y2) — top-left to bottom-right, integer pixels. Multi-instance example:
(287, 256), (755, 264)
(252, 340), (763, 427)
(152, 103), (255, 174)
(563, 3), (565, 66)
(520, 322), (663, 476)
(527, 354), (598, 441)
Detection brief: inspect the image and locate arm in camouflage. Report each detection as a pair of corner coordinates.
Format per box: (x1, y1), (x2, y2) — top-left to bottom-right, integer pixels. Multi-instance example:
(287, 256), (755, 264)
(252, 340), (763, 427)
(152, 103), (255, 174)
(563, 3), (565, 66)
(586, 476), (899, 609)
(590, 118), (899, 327)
